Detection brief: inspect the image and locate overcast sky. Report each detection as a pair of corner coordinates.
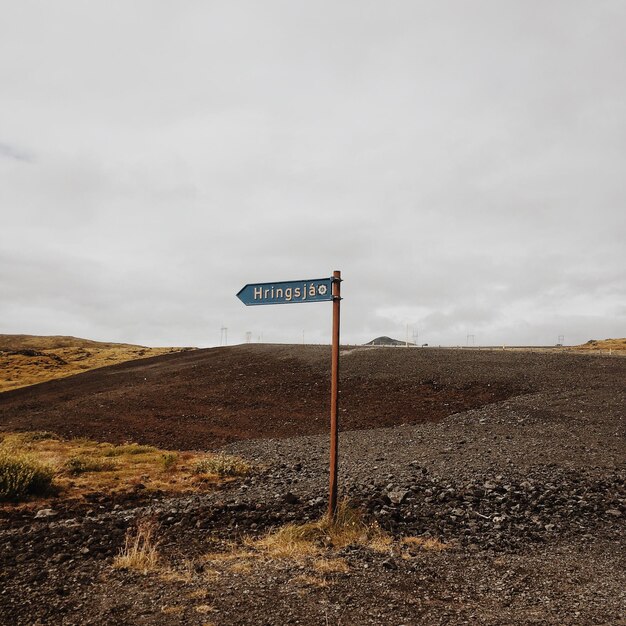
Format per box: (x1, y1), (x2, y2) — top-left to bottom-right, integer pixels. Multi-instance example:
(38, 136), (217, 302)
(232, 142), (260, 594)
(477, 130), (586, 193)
(1, 1), (624, 347)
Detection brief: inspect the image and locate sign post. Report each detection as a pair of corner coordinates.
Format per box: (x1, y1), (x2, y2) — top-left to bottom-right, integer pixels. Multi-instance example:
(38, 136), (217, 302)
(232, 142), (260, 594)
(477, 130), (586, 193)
(328, 270), (341, 518)
(237, 271), (342, 520)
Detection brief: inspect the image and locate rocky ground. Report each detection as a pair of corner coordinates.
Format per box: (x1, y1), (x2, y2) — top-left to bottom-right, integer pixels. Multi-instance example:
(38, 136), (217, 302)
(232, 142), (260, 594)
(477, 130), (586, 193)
(0, 347), (624, 625)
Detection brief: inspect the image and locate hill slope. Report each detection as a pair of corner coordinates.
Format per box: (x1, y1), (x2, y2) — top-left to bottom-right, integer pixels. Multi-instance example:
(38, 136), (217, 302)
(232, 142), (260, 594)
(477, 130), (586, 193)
(0, 334), (142, 351)
(0, 334), (192, 392)
(572, 338), (626, 352)
(2, 344), (622, 450)
(365, 336), (413, 346)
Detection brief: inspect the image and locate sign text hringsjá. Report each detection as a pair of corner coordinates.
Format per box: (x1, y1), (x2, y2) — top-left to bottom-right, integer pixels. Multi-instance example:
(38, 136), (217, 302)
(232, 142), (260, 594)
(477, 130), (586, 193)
(237, 278), (334, 306)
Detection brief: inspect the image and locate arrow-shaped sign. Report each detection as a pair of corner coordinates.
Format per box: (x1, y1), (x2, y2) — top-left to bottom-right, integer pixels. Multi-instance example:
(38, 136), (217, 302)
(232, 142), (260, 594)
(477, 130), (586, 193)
(235, 270), (343, 520)
(237, 277), (334, 306)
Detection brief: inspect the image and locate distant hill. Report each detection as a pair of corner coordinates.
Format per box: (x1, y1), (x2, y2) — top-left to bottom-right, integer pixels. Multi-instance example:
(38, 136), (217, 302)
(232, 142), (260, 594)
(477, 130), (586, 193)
(572, 338), (626, 352)
(0, 334), (193, 393)
(365, 336), (413, 347)
(0, 334), (143, 351)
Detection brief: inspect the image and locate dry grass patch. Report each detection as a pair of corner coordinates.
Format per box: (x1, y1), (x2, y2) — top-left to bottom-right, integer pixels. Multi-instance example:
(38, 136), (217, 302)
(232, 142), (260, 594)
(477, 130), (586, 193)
(401, 536), (449, 551)
(160, 452), (179, 471)
(248, 501), (386, 559)
(201, 506), (451, 586)
(64, 456), (117, 475)
(113, 518), (160, 574)
(161, 606), (184, 615)
(290, 574), (329, 588)
(193, 453), (251, 478)
(160, 569), (193, 584)
(101, 443), (158, 457)
(367, 533), (394, 553)
(202, 546), (257, 566)
(202, 502), (388, 574)
(200, 503), (385, 582)
(229, 561), (254, 574)
(0, 431), (251, 503)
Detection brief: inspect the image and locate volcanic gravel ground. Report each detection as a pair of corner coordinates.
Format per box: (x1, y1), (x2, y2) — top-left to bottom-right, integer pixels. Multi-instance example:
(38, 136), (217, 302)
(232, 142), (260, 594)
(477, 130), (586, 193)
(0, 347), (625, 625)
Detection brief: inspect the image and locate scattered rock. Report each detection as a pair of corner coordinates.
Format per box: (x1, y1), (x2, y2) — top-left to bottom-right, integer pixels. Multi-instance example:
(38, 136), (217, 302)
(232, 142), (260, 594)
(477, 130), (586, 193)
(388, 490), (409, 505)
(283, 492), (300, 505)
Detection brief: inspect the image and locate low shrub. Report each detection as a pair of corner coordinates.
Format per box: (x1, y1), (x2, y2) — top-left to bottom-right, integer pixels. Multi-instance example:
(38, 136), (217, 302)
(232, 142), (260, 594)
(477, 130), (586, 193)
(64, 456), (116, 475)
(160, 453), (178, 471)
(102, 443), (157, 457)
(193, 453), (250, 477)
(0, 431), (61, 454)
(0, 452), (54, 501)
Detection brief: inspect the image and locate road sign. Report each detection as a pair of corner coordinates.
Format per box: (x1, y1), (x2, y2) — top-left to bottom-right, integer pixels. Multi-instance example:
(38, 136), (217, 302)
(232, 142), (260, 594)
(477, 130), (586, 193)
(237, 278), (334, 306)
(236, 271), (343, 520)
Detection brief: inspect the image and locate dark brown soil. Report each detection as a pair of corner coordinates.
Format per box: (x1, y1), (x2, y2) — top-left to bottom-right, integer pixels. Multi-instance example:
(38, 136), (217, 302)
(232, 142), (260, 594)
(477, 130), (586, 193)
(0, 345), (544, 449)
(1, 346), (624, 625)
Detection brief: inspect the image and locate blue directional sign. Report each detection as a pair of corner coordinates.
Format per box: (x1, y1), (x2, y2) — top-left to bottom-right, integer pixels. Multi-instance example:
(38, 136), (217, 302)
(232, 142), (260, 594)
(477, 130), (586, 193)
(237, 277), (334, 306)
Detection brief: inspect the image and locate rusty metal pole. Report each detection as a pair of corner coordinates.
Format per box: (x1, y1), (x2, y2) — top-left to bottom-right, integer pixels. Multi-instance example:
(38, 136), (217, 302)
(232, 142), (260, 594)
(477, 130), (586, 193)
(328, 270), (341, 520)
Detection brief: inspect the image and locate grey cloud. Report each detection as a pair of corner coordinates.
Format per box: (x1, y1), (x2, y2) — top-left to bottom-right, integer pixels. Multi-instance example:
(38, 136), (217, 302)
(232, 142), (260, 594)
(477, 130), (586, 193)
(0, 1), (624, 347)
(0, 142), (32, 162)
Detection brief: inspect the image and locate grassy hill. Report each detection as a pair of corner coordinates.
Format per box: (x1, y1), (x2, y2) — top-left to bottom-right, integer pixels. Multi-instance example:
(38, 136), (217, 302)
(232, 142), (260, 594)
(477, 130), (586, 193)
(572, 338), (626, 352)
(0, 334), (193, 393)
(0, 334), (143, 351)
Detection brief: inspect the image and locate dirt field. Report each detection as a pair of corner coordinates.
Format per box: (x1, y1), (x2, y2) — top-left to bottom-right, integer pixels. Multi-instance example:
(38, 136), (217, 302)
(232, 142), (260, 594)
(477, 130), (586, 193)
(0, 344), (556, 448)
(0, 334), (190, 393)
(0, 345), (624, 625)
